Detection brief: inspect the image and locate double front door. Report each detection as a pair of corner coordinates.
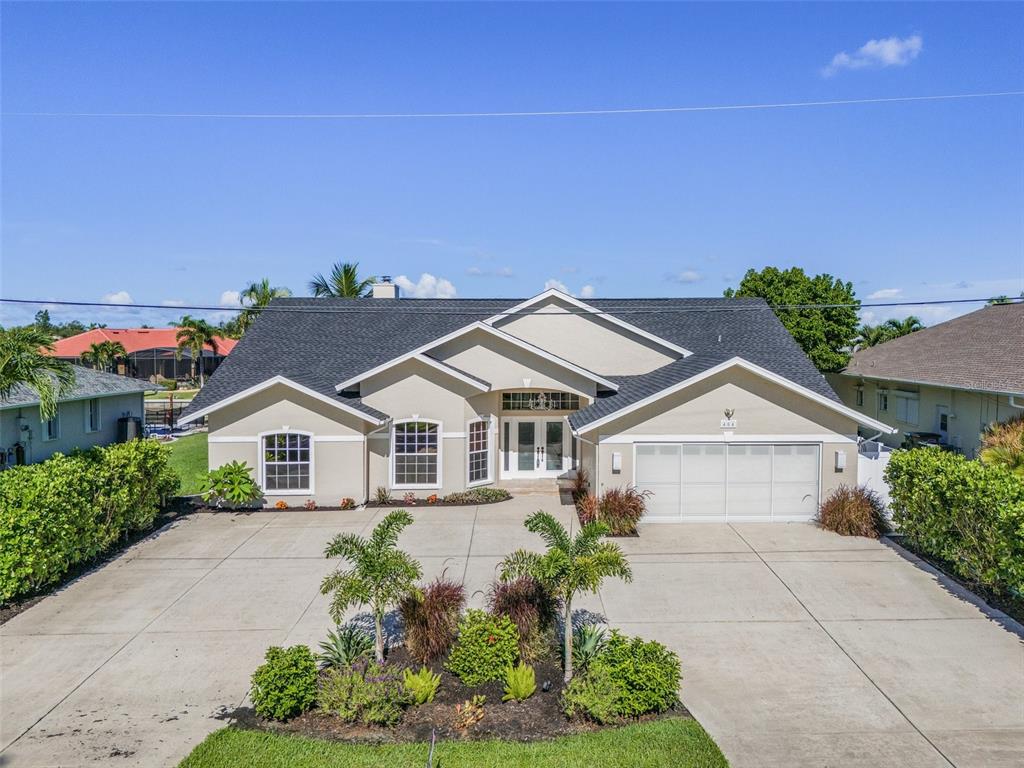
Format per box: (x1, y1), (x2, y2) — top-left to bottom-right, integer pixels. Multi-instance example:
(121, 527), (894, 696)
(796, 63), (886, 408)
(503, 417), (569, 477)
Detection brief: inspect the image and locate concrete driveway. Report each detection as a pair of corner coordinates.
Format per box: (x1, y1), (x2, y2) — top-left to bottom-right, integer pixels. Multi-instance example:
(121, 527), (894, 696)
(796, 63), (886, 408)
(1, 495), (1021, 767)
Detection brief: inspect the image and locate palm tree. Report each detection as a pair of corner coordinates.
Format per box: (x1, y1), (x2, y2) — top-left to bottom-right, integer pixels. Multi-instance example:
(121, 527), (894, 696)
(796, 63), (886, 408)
(100, 340), (127, 373)
(309, 261), (376, 298)
(0, 326), (76, 420)
(979, 415), (1024, 478)
(853, 324), (889, 350)
(500, 511), (632, 682)
(80, 342), (109, 370)
(172, 315), (219, 387)
(238, 278), (292, 333)
(321, 510), (422, 663)
(882, 316), (924, 339)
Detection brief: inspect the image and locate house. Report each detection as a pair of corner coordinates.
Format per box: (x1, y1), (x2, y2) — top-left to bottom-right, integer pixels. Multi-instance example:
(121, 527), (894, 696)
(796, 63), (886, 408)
(828, 302), (1024, 457)
(179, 286), (895, 521)
(50, 328), (237, 382)
(1, 367), (154, 467)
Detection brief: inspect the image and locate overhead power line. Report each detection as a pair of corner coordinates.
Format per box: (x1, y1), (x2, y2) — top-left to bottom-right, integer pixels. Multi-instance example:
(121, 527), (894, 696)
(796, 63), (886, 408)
(1, 296), (1019, 317)
(4, 91), (1023, 120)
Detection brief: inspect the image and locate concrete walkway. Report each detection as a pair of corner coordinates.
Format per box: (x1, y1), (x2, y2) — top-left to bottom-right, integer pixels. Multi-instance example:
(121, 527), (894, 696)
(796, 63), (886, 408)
(1, 495), (1021, 767)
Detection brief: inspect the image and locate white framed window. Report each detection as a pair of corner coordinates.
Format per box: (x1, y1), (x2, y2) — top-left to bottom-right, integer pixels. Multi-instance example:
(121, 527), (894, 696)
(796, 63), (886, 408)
(392, 420), (441, 489)
(467, 416), (492, 486)
(893, 392), (919, 425)
(877, 392), (889, 412)
(85, 398), (101, 433)
(260, 431), (313, 494)
(855, 388), (864, 407)
(42, 408), (60, 441)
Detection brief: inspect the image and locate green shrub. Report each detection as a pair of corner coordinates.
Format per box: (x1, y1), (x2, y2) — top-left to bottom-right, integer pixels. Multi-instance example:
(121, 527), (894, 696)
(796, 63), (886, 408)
(562, 665), (620, 724)
(0, 439), (178, 603)
(502, 663), (536, 702)
(250, 645), (318, 721)
(886, 447), (1024, 595)
(318, 662), (411, 726)
(589, 631), (680, 718)
(201, 461), (262, 507)
(317, 625), (373, 670)
(445, 609), (520, 686)
(441, 487), (511, 504)
(487, 575), (559, 661)
(816, 484), (889, 538)
(403, 666), (441, 705)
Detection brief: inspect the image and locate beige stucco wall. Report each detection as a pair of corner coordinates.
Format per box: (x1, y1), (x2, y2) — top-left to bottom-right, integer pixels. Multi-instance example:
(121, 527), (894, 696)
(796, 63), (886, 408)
(494, 297), (676, 376)
(828, 373), (1022, 458)
(206, 383), (370, 505)
(1, 392), (145, 465)
(586, 367), (860, 506)
(432, 328), (598, 397)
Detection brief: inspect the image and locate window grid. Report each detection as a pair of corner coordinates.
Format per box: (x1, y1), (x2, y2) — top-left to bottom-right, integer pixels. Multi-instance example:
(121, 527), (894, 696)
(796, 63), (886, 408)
(394, 422), (439, 486)
(87, 398), (101, 432)
(263, 433), (311, 491)
(468, 420), (489, 483)
(501, 392), (580, 411)
(43, 411), (60, 441)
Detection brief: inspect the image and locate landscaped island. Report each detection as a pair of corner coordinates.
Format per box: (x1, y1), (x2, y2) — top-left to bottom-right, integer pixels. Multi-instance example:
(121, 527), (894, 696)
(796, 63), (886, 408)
(179, 509), (727, 767)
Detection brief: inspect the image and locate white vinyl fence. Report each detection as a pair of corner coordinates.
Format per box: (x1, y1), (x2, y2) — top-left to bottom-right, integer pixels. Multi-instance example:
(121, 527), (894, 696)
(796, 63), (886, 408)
(857, 440), (893, 515)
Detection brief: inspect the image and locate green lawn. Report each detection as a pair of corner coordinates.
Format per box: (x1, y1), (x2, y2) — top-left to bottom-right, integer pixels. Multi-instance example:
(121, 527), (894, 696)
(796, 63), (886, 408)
(179, 719), (728, 768)
(166, 432), (208, 495)
(146, 389), (198, 401)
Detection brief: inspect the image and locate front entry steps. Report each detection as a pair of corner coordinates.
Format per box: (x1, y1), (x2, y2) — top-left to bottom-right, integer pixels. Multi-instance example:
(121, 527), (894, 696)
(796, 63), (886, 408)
(498, 479), (562, 496)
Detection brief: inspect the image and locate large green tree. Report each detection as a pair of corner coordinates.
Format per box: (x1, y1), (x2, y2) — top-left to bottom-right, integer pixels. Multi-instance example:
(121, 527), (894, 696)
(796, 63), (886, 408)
(724, 267), (860, 372)
(309, 261), (376, 298)
(0, 326), (76, 420)
(500, 511), (632, 682)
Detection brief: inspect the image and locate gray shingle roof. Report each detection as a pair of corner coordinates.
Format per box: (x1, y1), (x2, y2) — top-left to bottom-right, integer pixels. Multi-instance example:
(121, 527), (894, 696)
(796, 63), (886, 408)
(1, 365), (155, 410)
(183, 296), (839, 427)
(842, 302), (1024, 395)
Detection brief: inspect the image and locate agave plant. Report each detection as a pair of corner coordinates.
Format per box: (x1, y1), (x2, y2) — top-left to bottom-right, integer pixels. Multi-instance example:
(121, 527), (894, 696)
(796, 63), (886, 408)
(571, 624), (608, 672)
(317, 625), (374, 670)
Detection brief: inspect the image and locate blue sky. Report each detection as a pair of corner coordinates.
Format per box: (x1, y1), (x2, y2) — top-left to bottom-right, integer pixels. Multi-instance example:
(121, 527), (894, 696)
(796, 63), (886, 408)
(2, 2), (1022, 329)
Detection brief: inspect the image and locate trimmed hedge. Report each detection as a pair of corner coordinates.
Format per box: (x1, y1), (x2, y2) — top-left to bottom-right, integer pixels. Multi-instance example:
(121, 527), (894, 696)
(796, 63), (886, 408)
(885, 447), (1024, 596)
(0, 439), (179, 603)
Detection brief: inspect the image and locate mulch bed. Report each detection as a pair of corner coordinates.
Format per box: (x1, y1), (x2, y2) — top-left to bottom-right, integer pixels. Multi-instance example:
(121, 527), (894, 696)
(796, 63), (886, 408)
(229, 645), (689, 744)
(0, 497), (194, 626)
(366, 498), (511, 508)
(888, 534), (1024, 625)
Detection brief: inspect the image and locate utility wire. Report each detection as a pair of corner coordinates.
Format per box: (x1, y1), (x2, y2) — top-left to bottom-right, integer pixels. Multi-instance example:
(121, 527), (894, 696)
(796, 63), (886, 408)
(1, 296), (1019, 317)
(5, 91), (1023, 120)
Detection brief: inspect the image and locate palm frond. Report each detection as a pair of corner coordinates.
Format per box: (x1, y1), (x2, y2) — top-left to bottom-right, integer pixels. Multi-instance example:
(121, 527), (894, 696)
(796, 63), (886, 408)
(368, 509), (415, 551)
(524, 511), (572, 553)
(324, 531), (368, 560)
(499, 549), (544, 582)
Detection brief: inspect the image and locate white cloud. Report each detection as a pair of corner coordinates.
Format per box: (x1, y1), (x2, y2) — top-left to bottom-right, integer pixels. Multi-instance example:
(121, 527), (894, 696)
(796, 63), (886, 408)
(579, 285), (596, 299)
(867, 288), (902, 299)
(395, 273), (457, 299)
(101, 290), (133, 305)
(160, 299), (186, 307)
(666, 270), (703, 284)
(466, 266), (485, 277)
(219, 290), (241, 306)
(822, 34), (922, 77)
(544, 278), (570, 293)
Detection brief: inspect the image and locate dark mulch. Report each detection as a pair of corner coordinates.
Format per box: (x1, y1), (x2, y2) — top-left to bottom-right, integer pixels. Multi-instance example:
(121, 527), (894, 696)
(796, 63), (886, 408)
(230, 645), (688, 744)
(888, 534), (1024, 625)
(0, 498), (194, 626)
(367, 498), (512, 508)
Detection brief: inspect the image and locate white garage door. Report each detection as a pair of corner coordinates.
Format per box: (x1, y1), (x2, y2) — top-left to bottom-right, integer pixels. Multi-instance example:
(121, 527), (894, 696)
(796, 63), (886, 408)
(635, 443), (820, 522)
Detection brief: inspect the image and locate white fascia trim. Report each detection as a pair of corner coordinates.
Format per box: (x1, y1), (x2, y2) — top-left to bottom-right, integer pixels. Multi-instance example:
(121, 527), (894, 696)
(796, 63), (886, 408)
(177, 375), (385, 426)
(598, 433), (858, 444)
(482, 288), (693, 358)
(413, 355), (490, 392)
(208, 435), (259, 444)
(575, 357), (898, 435)
(334, 321), (618, 393)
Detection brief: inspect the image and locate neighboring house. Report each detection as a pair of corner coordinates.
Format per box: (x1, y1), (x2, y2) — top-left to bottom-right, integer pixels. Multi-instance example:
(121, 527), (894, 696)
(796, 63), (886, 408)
(179, 286), (894, 521)
(829, 302), (1024, 457)
(50, 328), (237, 382)
(0, 367), (154, 466)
